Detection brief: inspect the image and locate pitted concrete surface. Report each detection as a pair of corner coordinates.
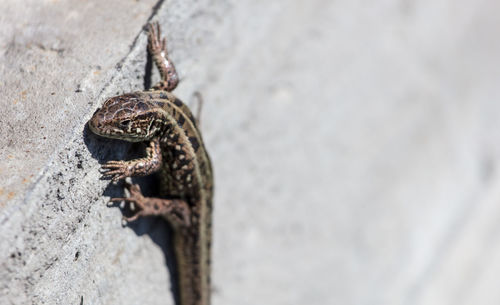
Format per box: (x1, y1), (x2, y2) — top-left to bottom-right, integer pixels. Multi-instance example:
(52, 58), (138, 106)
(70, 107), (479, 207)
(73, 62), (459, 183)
(1, 0), (500, 304)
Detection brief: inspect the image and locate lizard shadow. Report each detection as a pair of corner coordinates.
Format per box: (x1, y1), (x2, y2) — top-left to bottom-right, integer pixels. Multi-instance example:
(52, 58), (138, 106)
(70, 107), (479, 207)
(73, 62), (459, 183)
(83, 123), (181, 305)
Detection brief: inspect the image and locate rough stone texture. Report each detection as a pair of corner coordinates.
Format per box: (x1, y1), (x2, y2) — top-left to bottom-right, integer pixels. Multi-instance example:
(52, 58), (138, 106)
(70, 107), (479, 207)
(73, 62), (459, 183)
(1, 0), (500, 304)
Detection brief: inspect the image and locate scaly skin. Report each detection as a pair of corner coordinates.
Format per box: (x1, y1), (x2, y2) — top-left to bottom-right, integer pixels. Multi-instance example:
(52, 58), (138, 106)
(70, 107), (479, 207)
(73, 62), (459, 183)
(88, 22), (213, 305)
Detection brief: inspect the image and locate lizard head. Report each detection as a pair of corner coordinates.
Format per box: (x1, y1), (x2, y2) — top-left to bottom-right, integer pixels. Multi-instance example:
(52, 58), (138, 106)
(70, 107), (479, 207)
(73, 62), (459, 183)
(89, 94), (164, 142)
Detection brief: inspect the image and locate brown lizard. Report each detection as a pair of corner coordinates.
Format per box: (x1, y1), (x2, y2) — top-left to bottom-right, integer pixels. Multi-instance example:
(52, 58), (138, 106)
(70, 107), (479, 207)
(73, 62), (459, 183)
(88, 22), (213, 305)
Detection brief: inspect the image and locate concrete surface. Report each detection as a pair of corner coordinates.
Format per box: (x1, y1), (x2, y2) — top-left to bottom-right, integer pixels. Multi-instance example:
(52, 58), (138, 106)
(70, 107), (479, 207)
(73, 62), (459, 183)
(1, 0), (500, 304)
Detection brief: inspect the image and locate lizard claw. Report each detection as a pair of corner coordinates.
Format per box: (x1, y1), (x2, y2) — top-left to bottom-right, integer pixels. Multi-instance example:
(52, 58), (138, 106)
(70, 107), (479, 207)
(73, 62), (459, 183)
(101, 160), (132, 182)
(148, 21), (167, 54)
(122, 212), (143, 223)
(110, 183), (146, 222)
(109, 182), (145, 224)
(110, 183), (144, 203)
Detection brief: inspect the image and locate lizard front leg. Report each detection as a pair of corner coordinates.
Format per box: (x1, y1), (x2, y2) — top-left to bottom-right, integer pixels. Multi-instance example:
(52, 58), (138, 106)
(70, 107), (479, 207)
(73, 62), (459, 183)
(101, 137), (162, 182)
(148, 22), (179, 92)
(111, 182), (191, 228)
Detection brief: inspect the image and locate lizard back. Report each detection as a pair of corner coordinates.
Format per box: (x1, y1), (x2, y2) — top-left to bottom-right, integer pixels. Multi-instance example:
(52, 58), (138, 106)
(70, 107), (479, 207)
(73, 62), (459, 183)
(138, 90), (213, 305)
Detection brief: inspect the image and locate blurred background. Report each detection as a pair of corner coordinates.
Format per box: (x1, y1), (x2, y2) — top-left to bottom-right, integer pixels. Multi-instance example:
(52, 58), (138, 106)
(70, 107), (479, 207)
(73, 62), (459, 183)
(1, 0), (500, 304)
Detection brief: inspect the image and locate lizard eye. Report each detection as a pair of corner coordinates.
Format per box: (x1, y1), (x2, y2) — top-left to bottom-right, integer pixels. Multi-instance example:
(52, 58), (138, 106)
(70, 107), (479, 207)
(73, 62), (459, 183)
(120, 120), (131, 127)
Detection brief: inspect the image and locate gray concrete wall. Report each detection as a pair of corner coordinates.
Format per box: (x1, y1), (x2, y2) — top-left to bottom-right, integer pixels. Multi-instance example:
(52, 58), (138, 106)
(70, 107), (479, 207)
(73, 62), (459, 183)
(1, 0), (500, 304)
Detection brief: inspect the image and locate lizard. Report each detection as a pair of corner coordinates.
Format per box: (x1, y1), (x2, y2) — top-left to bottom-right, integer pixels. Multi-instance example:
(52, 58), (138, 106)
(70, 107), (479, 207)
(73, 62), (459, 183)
(88, 22), (213, 305)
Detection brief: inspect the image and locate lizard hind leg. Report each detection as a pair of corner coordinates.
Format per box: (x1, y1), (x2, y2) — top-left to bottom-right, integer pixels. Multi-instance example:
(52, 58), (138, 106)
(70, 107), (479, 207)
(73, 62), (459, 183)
(111, 182), (191, 228)
(148, 22), (179, 92)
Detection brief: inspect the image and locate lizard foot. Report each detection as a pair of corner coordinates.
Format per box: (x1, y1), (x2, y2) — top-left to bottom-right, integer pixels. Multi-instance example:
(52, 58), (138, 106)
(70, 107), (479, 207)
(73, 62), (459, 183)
(110, 183), (150, 222)
(101, 160), (133, 182)
(148, 21), (167, 56)
(111, 182), (191, 227)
